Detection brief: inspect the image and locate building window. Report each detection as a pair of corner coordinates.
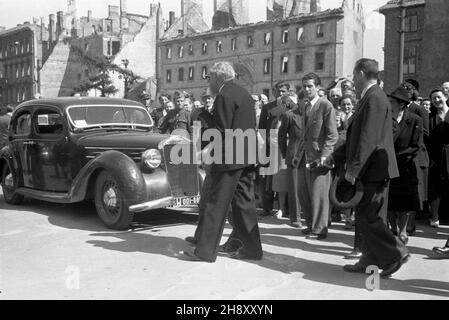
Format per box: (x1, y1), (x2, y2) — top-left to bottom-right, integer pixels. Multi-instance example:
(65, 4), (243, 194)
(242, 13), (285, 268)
(178, 68), (184, 81)
(188, 44), (193, 56)
(216, 40), (222, 53)
(297, 27), (304, 41)
(27, 65), (31, 76)
(166, 47), (172, 59)
(202, 42), (208, 54)
(263, 58), (271, 75)
(178, 46), (184, 58)
(295, 54), (303, 73)
(231, 38), (237, 51)
(84, 43), (89, 51)
(247, 35), (253, 48)
(316, 23), (324, 38)
(315, 52), (325, 71)
(281, 56), (289, 73)
(404, 14), (418, 32)
(264, 32), (271, 45)
(202, 66), (208, 79)
(78, 73), (81, 81)
(107, 42), (111, 56)
(166, 69), (172, 83)
(404, 46), (417, 74)
(15, 65), (19, 78)
(188, 67), (194, 80)
(282, 30), (289, 44)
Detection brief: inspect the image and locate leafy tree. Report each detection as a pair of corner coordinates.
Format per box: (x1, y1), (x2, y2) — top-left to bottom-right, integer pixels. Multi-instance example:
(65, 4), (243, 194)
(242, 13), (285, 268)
(72, 46), (141, 97)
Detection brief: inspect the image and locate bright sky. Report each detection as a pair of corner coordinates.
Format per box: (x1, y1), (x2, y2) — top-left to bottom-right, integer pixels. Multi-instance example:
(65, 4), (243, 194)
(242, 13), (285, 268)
(0, 0), (387, 67)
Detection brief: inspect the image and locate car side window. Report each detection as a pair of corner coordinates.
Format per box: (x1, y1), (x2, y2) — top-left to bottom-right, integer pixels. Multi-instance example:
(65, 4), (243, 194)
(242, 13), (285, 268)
(35, 109), (64, 136)
(14, 112), (32, 136)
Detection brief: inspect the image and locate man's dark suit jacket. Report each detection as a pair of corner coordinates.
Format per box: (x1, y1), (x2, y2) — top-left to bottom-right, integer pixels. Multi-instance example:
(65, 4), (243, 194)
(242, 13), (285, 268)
(278, 107), (302, 168)
(334, 85), (399, 183)
(210, 80), (257, 172)
(258, 98), (282, 155)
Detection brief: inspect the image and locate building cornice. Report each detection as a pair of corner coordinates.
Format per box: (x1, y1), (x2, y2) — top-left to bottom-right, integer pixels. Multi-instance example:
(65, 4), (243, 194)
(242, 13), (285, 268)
(378, 0), (426, 14)
(159, 8), (344, 45)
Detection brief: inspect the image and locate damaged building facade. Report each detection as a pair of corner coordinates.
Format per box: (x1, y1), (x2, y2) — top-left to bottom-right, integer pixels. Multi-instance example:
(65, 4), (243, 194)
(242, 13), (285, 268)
(158, 0), (365, 100)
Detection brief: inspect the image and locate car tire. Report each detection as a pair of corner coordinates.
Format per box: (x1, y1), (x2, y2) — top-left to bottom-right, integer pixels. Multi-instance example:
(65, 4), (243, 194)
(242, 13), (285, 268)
(94, 170), (134, 230)
(1, 162), (24, 205)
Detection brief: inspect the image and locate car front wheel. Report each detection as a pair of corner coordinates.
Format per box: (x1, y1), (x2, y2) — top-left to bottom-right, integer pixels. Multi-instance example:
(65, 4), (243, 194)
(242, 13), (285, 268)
(94, 171), (134, 230)
(1, 162), (24, 205)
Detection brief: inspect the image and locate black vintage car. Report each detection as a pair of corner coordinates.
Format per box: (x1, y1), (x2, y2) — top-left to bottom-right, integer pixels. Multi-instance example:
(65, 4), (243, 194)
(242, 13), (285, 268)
(0, 97), (203, 230)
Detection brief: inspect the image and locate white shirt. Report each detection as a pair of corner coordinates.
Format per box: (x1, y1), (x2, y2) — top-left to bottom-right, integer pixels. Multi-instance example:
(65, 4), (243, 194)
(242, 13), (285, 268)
(360, 82), (377, 100)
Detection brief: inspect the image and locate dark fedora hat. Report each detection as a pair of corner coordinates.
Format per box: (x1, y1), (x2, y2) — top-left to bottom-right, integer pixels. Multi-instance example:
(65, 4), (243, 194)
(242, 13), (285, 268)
(388, 86), (410, 104)
(405, 79), (420, 91)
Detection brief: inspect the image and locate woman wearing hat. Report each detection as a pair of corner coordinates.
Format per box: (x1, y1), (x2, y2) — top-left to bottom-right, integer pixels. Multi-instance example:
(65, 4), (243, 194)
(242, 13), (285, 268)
(387, 86), (424, 245)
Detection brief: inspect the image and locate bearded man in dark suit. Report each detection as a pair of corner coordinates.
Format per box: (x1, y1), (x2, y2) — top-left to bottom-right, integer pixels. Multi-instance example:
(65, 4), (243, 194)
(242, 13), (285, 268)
(182, 62), (263, 262)
(332, 59), (410, 278)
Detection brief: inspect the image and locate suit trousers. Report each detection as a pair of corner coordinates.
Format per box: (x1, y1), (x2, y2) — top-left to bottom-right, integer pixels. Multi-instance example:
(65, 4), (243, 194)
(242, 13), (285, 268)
(194, 167), (263, 262)
(287, 166), (303, 223)
(297, 163), (331, 235)
(357, 181), (409, 269)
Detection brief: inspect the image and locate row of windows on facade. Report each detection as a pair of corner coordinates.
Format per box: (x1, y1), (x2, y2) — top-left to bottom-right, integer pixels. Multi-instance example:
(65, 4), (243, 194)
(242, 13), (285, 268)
(1, 86), (30, 103)
(0, 63), (32, 80)
(164, 52), (325, 83)
(164, 23), (325, 59)
(0, 39), (32, 59)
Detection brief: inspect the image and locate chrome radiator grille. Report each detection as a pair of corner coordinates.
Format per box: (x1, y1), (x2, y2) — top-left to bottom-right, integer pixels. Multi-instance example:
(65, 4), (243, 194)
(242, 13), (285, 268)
(85, 147), (145, 162)
(162, 144), (200, 197)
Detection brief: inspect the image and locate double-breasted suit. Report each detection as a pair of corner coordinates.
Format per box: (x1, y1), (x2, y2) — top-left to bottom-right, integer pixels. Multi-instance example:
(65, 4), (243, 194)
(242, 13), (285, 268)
(193, 80), (263, 262)
(280, 96), (338, 236)
(333, 84), (408, 268)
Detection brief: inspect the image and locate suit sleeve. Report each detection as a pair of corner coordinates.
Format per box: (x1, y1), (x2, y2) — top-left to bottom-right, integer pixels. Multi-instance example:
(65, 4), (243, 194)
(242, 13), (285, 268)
(258, 104), (268, 130)
(321, 102), (339, 158)
(419, 107), (430, 138)
(346, 95), (386, 179)
(278, 113), (290, 159)
(212, 93), (234, 131)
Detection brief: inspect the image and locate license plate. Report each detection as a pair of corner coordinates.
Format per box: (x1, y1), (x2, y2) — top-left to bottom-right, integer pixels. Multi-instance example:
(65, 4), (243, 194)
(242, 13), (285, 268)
(168, 195), (200, 208)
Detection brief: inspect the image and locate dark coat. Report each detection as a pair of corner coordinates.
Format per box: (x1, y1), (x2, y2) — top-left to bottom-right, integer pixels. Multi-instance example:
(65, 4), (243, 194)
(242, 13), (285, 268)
(428, 111), (449, 180)
(210, 80), (257, 172)
(278, 106), (303, 168)
(158, 108), (191, 135)
(258, 98), (283, 155)
(408, 102), (430, 168)
(334, 85), (399, 183)
(389, 111), (422, 211)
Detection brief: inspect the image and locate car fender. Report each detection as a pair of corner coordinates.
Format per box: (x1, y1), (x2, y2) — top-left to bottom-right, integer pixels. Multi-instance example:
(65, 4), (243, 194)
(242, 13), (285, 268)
(0, 146), (22, 186)
(70, 150), (146, 204)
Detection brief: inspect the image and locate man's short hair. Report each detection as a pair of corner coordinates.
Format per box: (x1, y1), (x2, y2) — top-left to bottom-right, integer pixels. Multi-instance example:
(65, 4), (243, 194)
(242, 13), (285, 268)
(209, 61), (236, 82)
(159, 92), (171, 100)
(429, 86), (445, 99)
(354, 58), (379, 80)
(302, 73), (322, 86)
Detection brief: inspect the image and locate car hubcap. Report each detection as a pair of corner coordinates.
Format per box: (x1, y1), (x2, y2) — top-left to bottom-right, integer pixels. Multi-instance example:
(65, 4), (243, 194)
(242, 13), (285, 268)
(102, 182), (121, 215)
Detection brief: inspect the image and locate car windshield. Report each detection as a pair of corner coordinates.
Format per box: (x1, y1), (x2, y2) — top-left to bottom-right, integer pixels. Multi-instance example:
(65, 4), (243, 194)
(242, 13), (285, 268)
(67, 105), (153, 130)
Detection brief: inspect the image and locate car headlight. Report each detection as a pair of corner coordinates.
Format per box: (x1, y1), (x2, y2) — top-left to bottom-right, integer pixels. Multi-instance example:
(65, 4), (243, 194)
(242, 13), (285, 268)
(142, 149), (162, 169)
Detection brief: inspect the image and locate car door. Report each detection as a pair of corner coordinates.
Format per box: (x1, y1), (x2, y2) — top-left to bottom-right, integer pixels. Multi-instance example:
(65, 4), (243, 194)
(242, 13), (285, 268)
(10, 109), (33, 188)
(29, 106), (71, 192)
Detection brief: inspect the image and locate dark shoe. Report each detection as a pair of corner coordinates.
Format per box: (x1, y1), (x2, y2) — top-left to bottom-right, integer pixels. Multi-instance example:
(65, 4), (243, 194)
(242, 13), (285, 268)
(180, 249), (210, 262)
(290, 221), (303, 229)
(432, 246), (449, 257)
(228, 250), (262, 261)
(344, 220), (353, 230)
(259, 210), (274, 217)
(343, 262), (368, 274)
(380, 254), (411, 278)
(185, 236), (196, 245)
(344, 250), (363, 260)
(218, 240), (242, 253)
(301, 228), (312, 235)
(306, 234), (327, 240)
